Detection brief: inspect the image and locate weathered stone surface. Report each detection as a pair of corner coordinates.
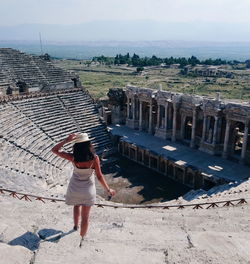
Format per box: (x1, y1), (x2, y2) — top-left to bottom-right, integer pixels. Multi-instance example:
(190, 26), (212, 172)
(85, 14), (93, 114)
(0, 194), (249, 264)
(107, 88), (126, 106)
(0, 243), (33, 264)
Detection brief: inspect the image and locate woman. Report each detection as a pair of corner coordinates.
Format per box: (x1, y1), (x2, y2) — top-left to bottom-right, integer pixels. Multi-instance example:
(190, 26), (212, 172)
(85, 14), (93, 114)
(51, 133), (116, 241)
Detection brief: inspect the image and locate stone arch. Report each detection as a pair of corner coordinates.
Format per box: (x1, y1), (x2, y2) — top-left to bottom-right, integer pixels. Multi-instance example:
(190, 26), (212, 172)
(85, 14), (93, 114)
(141, 101), (150, 132)
(167, 103), (173, 129)
(126, 97), (132, 120)
(176, 111), (181, 132)
(151, 98), (158, 135)
(184, 116), (193, 140)
(159, 159), (166, 173)
(159, 105), (165, 128)
(206, 116), (215, 143)
(167, 163), (174, 178)
(6, 86), (13, 95)
(230, 121), (245, 157)
(219, 116), (226, 144)
(195, 109), (204, 138)
(16, 81), (27, 94)
(71, 78), (78, 88)
(185, 171), (194, 187)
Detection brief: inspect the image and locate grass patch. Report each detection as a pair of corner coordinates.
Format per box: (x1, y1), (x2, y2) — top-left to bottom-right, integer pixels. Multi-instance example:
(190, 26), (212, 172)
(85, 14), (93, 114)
(55, 60), (250, 101)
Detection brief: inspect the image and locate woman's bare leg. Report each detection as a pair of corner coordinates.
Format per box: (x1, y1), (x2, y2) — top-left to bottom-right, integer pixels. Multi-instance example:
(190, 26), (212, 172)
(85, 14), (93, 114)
(80, 206), (91, 237)
(73, 205), (80, 229)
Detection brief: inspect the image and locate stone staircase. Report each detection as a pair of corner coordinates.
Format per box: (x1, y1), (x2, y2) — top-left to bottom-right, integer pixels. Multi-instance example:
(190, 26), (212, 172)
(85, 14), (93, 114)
(179, 178), (250, 203)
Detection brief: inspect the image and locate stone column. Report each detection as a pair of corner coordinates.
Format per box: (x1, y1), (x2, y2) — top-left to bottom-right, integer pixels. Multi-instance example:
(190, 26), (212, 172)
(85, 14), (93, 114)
(190, 109), (197, 148)
(180, 114), (185, 139)
(157, 104), (160, 128)
(126, 96), (130, 119)
(165, 102), (168, 130)
(240, 120), (249, 162)
(132, 97), (135, 120)
(139, 100), (143, 131)
(223, 119), (231, 158)
(135, 146), (138, 161)
(148, 102), (153, 134)
(142, 149), (145, 163)
(135, 99), (139, 121)
(171, 104), (177, 142)
(121, 141), (125, 155)
(212, 116), (219, 145)
(201, 114), (207, 142)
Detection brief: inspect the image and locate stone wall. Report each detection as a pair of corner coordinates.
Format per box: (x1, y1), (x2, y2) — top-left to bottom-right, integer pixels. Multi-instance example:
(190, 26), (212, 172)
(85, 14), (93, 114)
(118, 140), (224, 190)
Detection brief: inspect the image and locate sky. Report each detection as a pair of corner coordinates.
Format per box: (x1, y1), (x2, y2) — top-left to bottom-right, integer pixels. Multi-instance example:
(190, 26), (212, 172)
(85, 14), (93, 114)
(0, 0), (250, 26)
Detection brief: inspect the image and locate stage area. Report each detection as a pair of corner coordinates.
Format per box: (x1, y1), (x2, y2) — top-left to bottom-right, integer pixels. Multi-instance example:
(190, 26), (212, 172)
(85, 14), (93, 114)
(109, 125), (250, 183)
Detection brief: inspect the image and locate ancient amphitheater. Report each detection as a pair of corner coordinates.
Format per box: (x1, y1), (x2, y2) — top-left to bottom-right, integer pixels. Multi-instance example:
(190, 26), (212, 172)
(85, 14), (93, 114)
(0, 48), (249, 264)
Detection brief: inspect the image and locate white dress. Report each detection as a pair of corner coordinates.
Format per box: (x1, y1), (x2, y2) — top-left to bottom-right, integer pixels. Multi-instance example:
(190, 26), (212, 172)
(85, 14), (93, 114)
(65, 161), (96, 206)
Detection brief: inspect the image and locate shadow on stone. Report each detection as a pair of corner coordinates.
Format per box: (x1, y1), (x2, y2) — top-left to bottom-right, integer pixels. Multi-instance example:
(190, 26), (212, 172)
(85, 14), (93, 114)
(39, 228), (75, 242)
(8, 231), (40, 251)
(8, 228), (76, 251)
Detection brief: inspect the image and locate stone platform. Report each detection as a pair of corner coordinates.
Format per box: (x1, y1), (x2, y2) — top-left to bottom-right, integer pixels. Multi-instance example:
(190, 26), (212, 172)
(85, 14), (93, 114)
(1, 195), (249, 264)
(109, 125), (250, 183)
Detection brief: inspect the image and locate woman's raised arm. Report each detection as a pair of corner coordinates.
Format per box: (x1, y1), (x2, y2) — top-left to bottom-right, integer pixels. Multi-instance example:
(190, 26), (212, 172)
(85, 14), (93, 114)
(51, 134), (76, 161)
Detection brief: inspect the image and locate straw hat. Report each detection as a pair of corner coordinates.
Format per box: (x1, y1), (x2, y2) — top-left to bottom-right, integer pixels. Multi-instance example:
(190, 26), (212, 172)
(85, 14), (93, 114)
(72, 133), (90, 143)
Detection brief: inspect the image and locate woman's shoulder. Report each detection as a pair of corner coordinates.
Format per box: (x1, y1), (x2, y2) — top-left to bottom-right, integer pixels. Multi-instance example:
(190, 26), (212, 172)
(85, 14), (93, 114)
(94, 154), (99, 159)
(93, 154), (101, 165)
(93, 154), (100, 162)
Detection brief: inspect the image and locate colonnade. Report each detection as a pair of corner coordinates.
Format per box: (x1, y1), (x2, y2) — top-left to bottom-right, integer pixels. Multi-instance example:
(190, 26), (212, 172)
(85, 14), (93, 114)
(126, 95), (177, 139)
(125, 88), (250, 165)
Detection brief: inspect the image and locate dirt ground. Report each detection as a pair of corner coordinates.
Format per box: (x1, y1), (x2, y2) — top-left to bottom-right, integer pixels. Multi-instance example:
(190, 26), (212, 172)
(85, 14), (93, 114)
(96, 155), (190, 204)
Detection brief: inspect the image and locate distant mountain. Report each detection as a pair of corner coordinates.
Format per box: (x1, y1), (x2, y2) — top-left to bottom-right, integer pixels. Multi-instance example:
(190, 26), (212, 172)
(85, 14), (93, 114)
(0, 40), (250, 61)
(1, 20), (250, 42)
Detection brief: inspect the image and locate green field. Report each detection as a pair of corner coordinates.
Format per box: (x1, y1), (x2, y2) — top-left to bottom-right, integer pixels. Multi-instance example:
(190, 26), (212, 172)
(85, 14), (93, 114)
(55, 60), (250, 101)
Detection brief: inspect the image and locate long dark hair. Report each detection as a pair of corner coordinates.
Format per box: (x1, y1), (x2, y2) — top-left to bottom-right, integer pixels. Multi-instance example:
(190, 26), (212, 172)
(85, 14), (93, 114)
(73, 141), (95, 162)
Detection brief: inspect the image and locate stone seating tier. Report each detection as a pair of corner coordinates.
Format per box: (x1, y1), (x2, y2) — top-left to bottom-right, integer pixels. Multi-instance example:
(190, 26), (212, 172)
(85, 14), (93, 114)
(0, 140), (62, 181)
(0, 48), (74, 91)
(0, 89), (112, 191)
(15, 93), (111, 153)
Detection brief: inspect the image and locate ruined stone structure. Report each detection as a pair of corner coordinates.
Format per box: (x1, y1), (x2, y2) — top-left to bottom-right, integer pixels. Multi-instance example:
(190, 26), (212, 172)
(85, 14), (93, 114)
(0, 48), (80, 96)
(183, 65), (233, 78)
(106, 85), (250, 189)
(124, 86), (250, 165)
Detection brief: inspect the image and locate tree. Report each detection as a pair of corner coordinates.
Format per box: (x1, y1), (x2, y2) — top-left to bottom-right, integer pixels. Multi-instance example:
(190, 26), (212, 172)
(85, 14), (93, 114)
(136, 66), (144, 73)
(188, 56), (200, 66)
(179, 57), (188, 68)
(114, 55), (119, 65)
(131, 53), (141, 67)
